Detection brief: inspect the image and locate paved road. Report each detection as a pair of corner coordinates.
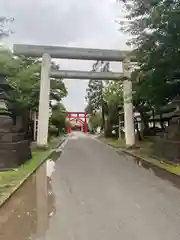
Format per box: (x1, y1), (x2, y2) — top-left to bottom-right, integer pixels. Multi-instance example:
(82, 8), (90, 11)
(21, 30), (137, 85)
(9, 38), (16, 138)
(1, 132), (180, 240)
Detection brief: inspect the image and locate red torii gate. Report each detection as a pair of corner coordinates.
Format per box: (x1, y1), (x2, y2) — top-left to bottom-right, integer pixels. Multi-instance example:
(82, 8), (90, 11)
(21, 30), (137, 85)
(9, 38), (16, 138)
(67, 112), (88, 133)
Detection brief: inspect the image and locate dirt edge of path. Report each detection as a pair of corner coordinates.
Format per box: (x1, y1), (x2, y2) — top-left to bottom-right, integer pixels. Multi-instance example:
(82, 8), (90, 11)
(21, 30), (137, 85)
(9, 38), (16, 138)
(0, 138), (66, 208)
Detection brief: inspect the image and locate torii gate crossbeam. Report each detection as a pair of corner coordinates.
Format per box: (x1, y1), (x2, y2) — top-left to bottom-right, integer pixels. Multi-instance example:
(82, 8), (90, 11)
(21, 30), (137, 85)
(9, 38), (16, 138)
(13, 44), (131, 61)
(51, 70), (123, 81)
(13, 44), (135, 148)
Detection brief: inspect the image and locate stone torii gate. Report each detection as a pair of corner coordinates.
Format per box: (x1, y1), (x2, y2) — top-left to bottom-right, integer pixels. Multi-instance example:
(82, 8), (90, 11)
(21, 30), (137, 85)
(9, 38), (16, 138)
(13, 44), (135, 147)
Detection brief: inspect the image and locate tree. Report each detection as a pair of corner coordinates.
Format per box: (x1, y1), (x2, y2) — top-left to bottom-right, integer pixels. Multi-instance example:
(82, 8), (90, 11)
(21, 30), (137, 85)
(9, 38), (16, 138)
(0, 49), (67, 113)
(103, 81), (123, 137)
(86, 79), (103, 111)
(50, 62), (68, 102)
(0, 17), (13, 40)
(50, 103), (67, 136)
(85, 101), (94, 114)
(118, 0), (180, 95)
(117, 0), (180, 134)
(85, 61), (110, 129)
(88, 112), (102, 133)
(0, 48), (68, 138)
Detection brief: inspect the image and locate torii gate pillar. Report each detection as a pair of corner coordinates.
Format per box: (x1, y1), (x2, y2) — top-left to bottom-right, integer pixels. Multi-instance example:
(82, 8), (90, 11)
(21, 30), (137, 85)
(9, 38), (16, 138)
(84, 114), (88, 133)
(13, 44), (135, 147)
(37, 53), (51, 147)
(67, 113), (71, 134)
(122, 57), (135, 147)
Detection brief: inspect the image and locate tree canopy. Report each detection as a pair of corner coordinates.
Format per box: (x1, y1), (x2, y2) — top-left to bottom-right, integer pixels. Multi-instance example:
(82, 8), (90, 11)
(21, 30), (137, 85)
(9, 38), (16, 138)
(0, 47), (68, 138)
(0, 49), (67, 115)
(85, 0), (180, 137)
(85, 61), (110, 129)
(118, 0), (180, 104)
(49, 102), (67, 136)
(116, 0), (180, 133)
(0, 17), (13, 40)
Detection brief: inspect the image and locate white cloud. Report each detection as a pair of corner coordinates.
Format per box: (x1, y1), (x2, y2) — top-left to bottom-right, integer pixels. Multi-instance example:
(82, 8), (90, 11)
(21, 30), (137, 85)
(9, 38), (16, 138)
(1, 0), (129, 111)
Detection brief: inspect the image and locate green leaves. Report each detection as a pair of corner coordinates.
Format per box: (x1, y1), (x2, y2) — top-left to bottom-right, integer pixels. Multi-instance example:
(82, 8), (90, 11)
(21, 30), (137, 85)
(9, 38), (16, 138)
(50, 103), (67, 133)
(0, 48), (68, 115)
(86, 79), (103, 112)
(103, 81), (123, 106)
(0, 17), (13, 40)
(85, 60), (123, 133)
(118, 0), (180, 116)
(88, 112), (102, 131)
(103, 81), (123, 127)
(50, 79), (67, 102)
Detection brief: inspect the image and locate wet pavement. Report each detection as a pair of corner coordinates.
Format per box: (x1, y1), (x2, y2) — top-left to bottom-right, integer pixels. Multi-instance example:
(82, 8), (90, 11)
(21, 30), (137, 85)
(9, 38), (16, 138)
(0, 132), (180, 239)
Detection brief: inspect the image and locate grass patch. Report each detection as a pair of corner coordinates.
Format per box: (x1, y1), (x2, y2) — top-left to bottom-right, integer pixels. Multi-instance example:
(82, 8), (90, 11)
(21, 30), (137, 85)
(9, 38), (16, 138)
(103, 138), (125, 149)
(125, 140), (180, 175)
(102, 136), (180, 175)
(127, 149), (180, 175)
(0, 137), (63, 205)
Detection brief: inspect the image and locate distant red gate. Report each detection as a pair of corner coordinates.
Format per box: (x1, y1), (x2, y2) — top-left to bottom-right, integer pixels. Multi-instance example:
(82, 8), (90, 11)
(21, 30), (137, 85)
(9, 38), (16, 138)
(67, 112), (88, 133)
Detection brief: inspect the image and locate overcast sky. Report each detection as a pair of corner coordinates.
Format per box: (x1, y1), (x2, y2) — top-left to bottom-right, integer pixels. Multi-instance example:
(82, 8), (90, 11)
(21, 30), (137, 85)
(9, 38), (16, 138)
(1, 0), (129, 111)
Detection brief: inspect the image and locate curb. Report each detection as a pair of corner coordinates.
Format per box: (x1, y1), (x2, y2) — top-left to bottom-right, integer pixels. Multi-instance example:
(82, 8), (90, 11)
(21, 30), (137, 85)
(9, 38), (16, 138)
(98, 138), (180, 177)
(121, 149), (180, 177)
(0, 138), (66, 208)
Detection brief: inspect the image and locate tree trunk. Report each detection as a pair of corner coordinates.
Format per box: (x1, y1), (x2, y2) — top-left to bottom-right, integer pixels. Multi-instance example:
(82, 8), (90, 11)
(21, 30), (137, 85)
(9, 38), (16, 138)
(137, 108), (149, 136)
(160, 113), (165, 131)
(104, 117), (112, 138)
(101, 102), (105, 131)
(134, 117), (142, 141)
(152, 109), (155, 129)
(21, 109), (33, 141)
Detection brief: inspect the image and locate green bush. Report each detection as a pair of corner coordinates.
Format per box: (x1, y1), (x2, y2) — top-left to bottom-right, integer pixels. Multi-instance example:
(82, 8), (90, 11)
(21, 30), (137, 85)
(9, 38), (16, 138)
(48, 124), (58, 138)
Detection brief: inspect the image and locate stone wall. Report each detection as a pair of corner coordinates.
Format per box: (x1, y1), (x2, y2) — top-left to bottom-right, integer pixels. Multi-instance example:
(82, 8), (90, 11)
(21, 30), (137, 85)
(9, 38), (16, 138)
(153, 137), (180, 163)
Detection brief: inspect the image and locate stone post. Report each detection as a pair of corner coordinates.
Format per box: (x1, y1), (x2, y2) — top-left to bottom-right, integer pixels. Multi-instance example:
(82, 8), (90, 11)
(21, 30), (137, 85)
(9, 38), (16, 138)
(122, 57), (135, 147)
(37, 53), (51, 147)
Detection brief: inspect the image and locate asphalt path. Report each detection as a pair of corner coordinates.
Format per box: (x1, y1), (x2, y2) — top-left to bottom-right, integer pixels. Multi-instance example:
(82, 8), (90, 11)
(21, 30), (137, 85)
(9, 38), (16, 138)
(0, 132), (180, 240)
